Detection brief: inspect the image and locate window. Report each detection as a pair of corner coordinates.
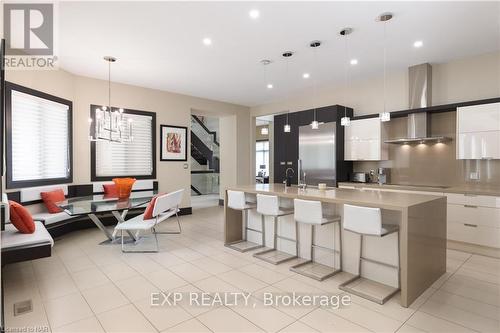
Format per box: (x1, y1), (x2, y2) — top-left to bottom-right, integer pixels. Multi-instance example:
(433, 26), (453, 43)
(6, 83), (72, 189)
(256, 140), (269, 176)
(91, 106), (156, 180)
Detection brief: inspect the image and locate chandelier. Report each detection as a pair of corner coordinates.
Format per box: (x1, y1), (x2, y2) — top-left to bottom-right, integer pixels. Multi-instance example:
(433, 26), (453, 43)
(89, 56), (133, 142)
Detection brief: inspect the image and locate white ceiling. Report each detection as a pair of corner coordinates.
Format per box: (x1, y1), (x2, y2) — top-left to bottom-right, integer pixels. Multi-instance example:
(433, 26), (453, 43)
(56, 1), (500, 107)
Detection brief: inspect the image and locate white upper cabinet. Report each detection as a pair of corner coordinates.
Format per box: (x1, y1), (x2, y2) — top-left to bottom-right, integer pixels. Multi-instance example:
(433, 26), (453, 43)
(344, 118), (388, 161)
(457, 103), (500, 159)
(457, 103), (500, 133)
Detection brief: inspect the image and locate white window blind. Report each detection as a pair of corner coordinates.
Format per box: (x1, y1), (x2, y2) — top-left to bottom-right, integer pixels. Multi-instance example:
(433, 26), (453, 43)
(11, 90), (70, 182)
(95, 112), (153, 177)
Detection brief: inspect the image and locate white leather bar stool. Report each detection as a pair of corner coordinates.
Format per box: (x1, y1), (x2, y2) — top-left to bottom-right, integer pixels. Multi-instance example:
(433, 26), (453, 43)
(339, 204), (400, 304)
(225, 190), (263, 252)
(290, 199), (342, 281)
(253, 194), (296, 264)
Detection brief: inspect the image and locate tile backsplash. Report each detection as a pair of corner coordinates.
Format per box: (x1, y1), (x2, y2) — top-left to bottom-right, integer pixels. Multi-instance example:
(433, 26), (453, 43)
(353, 111), (500, 186)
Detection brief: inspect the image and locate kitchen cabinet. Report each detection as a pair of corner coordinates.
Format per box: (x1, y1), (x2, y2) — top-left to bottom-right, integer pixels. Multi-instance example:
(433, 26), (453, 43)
(344, 118), (388, 161)
(457, 102), (500, 159)
(273, 105), (353, 185)
(457, 102), (500, 133)
(446, 193), (500, 248)
(457, 131), (500, 160)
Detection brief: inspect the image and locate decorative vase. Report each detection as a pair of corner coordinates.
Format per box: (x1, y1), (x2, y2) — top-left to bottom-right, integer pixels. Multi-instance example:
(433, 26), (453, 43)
(112, 178), (136, 199)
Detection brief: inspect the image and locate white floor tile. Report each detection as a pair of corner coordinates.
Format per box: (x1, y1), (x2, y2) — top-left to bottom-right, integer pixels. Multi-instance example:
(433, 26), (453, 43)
(82, 282), (130, 314)
(406, 311), (477, 332)
(97, 304), (157, 333)
(52, 316), (104, 333)
(134, 296), (193, 331)
(115, 275), (159, 302)
(44, 292), (93, 328)
(197, 307), (263, 332)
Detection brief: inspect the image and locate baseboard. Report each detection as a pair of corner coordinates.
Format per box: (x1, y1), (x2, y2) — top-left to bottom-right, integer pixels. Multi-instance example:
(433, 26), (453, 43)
(448, 240), (500, 259)
(179, 207), (192, 215)
(219, 199), (224, 206)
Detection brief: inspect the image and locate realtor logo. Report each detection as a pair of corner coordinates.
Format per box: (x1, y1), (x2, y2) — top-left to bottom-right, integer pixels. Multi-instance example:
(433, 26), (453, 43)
(4, 3), (54, 56)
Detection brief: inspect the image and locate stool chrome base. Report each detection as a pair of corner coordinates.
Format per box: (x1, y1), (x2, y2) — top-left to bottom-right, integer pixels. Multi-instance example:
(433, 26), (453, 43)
(253, 248), (297, 265)
(290, 261), (341, 281)
(225, 240), (263, 253)
(339, 276), (400, 305)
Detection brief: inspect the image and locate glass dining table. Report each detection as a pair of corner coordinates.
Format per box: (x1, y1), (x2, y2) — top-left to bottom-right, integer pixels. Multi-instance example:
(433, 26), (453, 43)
(56, 191), (158, 242)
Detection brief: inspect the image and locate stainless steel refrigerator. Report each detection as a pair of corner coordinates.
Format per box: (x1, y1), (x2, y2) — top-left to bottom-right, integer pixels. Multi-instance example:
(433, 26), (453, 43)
(298, 122), (336, 186)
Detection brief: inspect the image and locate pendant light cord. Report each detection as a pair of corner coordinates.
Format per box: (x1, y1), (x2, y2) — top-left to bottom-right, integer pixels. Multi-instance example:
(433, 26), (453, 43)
(344, 32), (349, 118)
(383, 20), (387, 114)
(312, 47), (318, 122)
(285, 57), (290, 124)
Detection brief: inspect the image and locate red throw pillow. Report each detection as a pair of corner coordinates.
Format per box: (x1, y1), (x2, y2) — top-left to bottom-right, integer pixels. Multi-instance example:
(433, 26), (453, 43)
(40, 189), (65, 213)
(103, 184), (118, 197)
(143, 196), (159, 220)
(9, 201), (36, 234)
(144, 194), (166, 220)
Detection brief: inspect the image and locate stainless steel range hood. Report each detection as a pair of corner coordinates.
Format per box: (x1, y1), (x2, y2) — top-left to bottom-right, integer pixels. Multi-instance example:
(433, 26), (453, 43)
(385, 63), (451, 144)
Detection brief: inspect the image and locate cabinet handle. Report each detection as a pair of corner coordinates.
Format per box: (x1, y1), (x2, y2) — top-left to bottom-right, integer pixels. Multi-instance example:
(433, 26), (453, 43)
(280, 162), (285, 165)
(464, 205), (478, 208)
(287, 161), (293, 165)
(464, 223), (478, 228)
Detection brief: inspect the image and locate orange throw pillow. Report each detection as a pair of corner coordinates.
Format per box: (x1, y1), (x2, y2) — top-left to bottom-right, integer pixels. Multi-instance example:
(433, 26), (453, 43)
(9, 201), (35, 234)
(103, 184), (118, 197)
(40, 189), (65, 213)
(144, 194), (166, 220)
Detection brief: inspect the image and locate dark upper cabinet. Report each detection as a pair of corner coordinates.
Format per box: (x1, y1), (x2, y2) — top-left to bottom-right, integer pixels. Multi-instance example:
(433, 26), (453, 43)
(273, 105), (353, 186)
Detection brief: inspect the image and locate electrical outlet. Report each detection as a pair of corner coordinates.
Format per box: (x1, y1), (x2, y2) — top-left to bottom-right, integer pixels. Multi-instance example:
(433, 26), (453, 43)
(470, 172), (479, 180)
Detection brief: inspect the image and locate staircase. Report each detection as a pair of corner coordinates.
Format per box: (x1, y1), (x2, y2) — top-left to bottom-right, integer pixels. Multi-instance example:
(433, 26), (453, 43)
(191, 115), (220, 195)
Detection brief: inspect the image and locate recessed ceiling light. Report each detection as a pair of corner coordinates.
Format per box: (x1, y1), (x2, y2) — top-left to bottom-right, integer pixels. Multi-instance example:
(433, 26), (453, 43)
(267, 83), (273, 89)
(350, 59), (358, 65)
(249, 9), (260, 19)
(413, 40), (423, 48)
(202, 38), (212, 46)
(302, 73), (310, 79)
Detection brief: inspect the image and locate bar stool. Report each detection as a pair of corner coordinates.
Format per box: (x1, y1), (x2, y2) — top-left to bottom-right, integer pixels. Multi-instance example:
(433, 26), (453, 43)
(339, 204), (400, 305)
(225, 190), (264, 252)
(290, 199), (342, 281)
(253, 194), (296, 264)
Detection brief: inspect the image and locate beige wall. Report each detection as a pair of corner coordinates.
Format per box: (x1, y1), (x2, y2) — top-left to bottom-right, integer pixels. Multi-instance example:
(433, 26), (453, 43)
(5, 70), (252, 207)
(251, 51), (500, 117)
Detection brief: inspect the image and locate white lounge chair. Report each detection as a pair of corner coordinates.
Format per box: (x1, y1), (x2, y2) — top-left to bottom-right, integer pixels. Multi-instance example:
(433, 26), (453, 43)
(114, 189), (184, 253)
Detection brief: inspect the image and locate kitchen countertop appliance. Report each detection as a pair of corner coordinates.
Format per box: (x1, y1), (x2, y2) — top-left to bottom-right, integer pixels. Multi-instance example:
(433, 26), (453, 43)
(349, 172), (371, 183)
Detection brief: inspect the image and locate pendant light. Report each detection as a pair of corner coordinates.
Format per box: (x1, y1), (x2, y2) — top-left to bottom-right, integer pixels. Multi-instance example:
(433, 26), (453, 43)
(89, 56), (133, 142)
(378, 12), (393, 122)
(309, 40), (321, 129)
(340, 28), (353, 127)
(283, 51), (294, 133)
(260, 59), (273, 89)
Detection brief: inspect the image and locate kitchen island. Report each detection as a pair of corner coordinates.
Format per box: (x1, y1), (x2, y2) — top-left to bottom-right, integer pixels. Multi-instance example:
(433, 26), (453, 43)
(224, 183), (447, 307)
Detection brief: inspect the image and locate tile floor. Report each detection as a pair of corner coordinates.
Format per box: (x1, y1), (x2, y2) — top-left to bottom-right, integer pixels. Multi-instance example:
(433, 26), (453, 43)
(3, 205), (500, 333)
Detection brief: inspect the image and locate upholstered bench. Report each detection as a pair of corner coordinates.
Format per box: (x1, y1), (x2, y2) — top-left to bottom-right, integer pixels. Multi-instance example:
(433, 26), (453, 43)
(1, 195), (54, 265)
(5, 180), (158, 232)
(2, 221), (54, 265)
